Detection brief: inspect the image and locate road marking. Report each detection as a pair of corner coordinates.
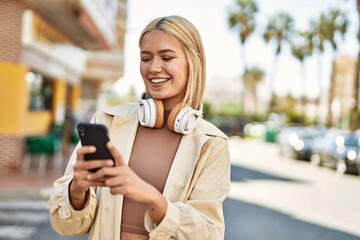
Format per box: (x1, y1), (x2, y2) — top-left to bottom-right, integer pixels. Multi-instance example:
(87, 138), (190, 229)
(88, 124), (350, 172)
(0, 211), (49, 224)
(0, 226), (37, 239)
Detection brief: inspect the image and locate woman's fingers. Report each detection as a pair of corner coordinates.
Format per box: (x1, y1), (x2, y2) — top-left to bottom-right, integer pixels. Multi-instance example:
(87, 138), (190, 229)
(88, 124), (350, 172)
(76, 146), (96, 161)
(107, 142), (126, 167)
(87, 160), (114, 172)
(72, 145), (115, 191)
(75, 145), (114, 172)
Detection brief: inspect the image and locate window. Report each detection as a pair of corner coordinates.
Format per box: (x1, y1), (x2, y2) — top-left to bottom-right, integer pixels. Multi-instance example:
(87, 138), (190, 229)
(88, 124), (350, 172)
(26, 71), (52, 111)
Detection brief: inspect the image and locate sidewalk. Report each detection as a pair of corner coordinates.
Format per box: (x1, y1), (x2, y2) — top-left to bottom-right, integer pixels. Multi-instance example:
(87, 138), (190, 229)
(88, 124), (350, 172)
(0, 169), (62, 189)
(0, 150), (71, 201)
(0, 169), (63, 201)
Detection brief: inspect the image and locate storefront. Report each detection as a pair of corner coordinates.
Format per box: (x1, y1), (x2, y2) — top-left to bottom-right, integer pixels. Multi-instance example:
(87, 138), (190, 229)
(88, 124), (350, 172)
(0, 0), (126, 171)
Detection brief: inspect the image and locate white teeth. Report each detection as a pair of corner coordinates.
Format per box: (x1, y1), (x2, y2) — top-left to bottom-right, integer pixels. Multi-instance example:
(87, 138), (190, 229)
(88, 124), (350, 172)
(151, 78), (168, 83)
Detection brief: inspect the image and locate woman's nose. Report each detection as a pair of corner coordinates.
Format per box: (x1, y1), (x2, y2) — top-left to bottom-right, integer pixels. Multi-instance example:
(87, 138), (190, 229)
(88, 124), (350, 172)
(149, 57), (163, 73)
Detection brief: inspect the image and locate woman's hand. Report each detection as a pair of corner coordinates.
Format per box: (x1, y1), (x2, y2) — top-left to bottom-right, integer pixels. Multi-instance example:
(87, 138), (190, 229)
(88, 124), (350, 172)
(87, 142), (168, 224)
(86, 143), (156, 203)
(69, 145), (114, 209)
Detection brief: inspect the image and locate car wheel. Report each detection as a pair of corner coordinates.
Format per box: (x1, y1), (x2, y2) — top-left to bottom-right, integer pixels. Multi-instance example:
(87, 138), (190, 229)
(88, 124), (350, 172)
(336, 160), (347, 174)
(310, 154), (321, 166)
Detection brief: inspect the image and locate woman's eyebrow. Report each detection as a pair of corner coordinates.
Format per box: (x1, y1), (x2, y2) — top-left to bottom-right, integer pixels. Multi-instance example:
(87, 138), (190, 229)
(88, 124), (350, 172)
(159, 49), (176, 54)
(140, 49), (176, 54)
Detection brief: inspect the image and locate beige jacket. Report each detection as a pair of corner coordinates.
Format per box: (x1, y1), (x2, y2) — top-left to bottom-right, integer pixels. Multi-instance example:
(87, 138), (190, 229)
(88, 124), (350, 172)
(48, 103), (230, 240)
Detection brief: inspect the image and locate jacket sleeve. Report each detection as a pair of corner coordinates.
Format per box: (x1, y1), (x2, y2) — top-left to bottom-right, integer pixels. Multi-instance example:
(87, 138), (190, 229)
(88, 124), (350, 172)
(47, 110), (111, 236)
(144, 136), (231, 240)
(47, 142), (98, 236)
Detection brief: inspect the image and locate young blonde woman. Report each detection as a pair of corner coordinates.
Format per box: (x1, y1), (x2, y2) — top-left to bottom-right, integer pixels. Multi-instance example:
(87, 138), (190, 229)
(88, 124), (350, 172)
(48, 15), (230, 240)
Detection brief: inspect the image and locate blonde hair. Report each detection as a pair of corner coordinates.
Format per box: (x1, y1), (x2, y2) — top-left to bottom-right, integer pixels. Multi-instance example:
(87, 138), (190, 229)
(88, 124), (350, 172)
(139, 15), (206, 110)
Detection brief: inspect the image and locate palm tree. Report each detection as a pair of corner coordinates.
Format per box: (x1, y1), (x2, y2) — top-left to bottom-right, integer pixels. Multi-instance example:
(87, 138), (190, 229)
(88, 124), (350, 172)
(228, 0), (259, 117)
(350, 0), (360, 131)
(308, 14), (329, 124)
(228, 0), (258, 69)
(262, 12), (295, 111)
(290, 31), (313, 120)
(242, 66), (265, 119)
(326, 8), (349, 127)
(310, 8), (349, 126)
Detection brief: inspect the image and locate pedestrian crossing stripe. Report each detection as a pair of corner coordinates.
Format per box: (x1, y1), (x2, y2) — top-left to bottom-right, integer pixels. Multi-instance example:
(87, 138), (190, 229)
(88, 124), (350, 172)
(0, 226), (37, 239)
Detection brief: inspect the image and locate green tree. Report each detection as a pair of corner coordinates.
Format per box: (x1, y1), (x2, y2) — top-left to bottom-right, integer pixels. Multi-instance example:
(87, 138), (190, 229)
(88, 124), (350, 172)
(275, 95), (303, 124)
(262, 12), (295, 111)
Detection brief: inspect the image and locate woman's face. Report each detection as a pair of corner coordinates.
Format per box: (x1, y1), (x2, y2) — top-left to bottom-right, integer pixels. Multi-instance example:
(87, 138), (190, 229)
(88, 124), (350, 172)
(140, 30), (189, 110)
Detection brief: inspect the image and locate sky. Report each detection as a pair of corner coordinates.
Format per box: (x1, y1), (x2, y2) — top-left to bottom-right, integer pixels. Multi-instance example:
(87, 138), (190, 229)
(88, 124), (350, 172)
(115, 0), (359, 99)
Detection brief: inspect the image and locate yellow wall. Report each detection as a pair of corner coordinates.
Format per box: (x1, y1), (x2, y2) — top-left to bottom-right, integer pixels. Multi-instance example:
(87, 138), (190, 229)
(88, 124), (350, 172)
(70, 84), (80, 111)
(0, 62), (25, 133)
(0, 62), (51, 135)
(22, 111), (52, 135)
(52, 78), (66, 124)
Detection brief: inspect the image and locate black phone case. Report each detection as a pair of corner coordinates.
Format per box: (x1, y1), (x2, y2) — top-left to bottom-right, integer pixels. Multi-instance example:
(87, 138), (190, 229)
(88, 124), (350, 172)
(77, 123), (114, 162)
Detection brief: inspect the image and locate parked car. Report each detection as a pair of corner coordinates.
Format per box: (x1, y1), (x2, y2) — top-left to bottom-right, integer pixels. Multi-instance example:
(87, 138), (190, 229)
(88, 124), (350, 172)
(277, 126), (326, 160)
(291, 126), (327, 160)
(353, 150), (360, 176)
(310, 130), (360, 175)
(353, 130), (360, 176)
(277, 126), (302, 158)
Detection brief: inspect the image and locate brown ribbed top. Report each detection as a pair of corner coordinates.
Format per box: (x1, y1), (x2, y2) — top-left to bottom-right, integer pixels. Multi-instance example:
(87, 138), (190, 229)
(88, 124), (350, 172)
(121, 110), (182, 236)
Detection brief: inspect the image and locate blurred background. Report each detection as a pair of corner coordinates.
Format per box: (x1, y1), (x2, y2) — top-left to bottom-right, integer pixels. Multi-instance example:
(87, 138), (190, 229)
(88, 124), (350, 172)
(0, 0), (360, 239)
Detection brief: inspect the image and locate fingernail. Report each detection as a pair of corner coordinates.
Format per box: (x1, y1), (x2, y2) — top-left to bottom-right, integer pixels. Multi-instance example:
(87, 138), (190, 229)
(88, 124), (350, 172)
(87, 175), (92, 180)
(107, 160), (114, 166)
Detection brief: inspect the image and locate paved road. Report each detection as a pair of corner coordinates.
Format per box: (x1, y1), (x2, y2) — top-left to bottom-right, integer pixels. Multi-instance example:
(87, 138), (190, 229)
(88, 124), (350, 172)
(0, 138), (359, 239)
(224, 137), (360, 240)
(0, 200), (86, 240)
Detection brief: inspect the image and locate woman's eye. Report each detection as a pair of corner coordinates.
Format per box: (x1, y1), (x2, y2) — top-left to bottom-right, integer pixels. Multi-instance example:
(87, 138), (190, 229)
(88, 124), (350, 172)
(163, 57), (174, 61)
(141, 57), (151, 62)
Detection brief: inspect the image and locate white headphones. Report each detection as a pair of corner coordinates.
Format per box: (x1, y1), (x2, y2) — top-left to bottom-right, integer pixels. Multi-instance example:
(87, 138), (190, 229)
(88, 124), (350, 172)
(137, 93), (202, 134)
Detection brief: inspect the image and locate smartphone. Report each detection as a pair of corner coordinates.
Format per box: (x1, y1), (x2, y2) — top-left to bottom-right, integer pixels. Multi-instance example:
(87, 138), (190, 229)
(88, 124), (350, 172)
(77, 122), (114, 172)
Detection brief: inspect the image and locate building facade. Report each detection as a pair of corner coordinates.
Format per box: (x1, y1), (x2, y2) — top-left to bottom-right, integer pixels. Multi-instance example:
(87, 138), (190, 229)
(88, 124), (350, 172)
(0, 0), (127, 171)
(328, 55), (357, 129)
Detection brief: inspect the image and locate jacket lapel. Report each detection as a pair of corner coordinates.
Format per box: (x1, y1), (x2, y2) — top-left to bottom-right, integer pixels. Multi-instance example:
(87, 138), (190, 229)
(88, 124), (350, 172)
(108, 114), (138, 165)
(163, 130), (209, 202)
(103, 112), (139, 240)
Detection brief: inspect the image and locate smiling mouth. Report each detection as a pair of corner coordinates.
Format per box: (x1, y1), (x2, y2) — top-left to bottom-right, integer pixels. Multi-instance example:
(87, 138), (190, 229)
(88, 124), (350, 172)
(150, 78), (169, 84)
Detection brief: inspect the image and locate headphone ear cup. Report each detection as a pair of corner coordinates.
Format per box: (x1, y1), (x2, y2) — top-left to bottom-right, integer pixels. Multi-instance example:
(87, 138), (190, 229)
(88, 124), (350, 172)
(153, 99), (164, 128)
(138, 98), (164, 128)
(167, 103), (182, 132)
(168, 104), (201, 134)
